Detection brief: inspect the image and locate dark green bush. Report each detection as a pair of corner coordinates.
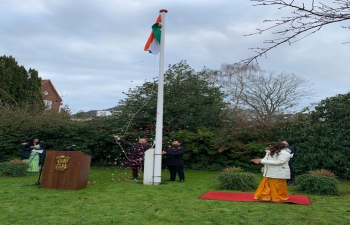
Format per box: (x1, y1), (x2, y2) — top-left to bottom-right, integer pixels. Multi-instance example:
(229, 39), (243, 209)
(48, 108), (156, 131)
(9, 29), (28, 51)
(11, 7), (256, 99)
(295, 174), (340, 195)
(217, 171), (258, 191)
(0, 160), (29, 177)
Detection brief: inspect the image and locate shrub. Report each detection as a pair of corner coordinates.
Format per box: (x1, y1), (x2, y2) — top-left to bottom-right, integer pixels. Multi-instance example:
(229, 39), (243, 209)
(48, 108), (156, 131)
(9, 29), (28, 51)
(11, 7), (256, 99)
(308, 169), (336, 177)
(0, 159), (28, 177)
(295, 174), (339, 195)
(217, 171), (257, 191)
(206, 163), (223, 171)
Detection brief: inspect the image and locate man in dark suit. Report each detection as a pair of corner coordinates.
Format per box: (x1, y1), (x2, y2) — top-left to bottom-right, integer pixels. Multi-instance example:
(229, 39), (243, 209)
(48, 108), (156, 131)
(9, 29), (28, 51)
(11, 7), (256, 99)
(162, 140), (186, 182)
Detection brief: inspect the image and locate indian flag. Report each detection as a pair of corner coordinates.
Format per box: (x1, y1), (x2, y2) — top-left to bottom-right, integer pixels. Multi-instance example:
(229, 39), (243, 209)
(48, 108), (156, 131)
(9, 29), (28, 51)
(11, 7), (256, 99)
(144, 15), (162, 55)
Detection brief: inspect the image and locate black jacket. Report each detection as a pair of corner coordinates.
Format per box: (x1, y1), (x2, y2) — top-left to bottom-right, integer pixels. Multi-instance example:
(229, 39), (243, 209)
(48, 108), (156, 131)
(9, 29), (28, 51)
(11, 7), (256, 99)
(287, 145), (296, 155)
(165, 146), (186, 165)
(287, 145), (296, 165)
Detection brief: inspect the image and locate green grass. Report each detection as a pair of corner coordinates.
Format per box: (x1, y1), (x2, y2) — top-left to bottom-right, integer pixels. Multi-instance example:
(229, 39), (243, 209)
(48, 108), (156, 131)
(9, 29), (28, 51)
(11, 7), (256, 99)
(0, 167), (349, 225)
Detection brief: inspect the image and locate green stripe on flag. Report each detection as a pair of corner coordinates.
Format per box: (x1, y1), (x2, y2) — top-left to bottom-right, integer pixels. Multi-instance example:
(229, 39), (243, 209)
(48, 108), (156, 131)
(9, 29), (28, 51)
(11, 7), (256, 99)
(152, 23), (161, 44)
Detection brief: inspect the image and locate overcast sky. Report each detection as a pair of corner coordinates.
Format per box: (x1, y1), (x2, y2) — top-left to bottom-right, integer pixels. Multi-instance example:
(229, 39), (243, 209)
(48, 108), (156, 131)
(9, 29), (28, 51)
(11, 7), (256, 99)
(1, 0), (349, 113)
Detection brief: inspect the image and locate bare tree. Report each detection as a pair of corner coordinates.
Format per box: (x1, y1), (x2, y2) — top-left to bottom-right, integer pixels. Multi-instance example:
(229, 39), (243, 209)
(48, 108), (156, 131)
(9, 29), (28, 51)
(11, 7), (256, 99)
(202, 63), (260, 110)
(61, 104), (72, 115)
(243, 0), (350, 65)
(241, 70), (314, 123)
(203, 63), (314, 124)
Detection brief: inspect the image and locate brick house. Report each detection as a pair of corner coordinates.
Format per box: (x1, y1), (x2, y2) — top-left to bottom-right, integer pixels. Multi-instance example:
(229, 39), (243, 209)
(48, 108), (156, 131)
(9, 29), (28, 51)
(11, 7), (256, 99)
(41, 79), (64, 113)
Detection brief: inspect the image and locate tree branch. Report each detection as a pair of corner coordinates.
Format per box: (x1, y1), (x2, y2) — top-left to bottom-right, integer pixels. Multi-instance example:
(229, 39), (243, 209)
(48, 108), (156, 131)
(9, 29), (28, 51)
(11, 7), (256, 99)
(242, 0), (350, 66)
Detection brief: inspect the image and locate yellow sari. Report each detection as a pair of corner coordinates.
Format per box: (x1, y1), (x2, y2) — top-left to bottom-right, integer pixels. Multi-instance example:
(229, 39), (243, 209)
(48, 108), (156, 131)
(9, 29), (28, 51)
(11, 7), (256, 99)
(254, 177), (289, 202)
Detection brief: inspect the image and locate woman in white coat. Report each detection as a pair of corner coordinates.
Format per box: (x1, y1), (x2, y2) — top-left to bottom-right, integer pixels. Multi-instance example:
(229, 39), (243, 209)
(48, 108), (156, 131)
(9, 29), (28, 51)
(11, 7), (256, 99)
(251, 142), (291, 202)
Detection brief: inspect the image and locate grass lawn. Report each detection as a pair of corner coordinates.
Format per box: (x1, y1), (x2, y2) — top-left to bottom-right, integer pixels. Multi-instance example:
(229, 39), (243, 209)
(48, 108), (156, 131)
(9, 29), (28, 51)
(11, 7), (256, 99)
(0, 167), (349, 225)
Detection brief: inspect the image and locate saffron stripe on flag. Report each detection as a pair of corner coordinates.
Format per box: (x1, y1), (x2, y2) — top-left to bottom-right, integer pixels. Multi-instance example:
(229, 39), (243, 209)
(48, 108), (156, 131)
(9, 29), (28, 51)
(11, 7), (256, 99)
(144, 15), (162, 55)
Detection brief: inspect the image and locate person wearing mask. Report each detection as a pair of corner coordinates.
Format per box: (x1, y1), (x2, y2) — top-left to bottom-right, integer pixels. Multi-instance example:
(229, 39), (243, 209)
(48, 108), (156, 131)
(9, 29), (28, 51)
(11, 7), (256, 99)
(162, 140), (186, 182)
(251, 142), (291, 202)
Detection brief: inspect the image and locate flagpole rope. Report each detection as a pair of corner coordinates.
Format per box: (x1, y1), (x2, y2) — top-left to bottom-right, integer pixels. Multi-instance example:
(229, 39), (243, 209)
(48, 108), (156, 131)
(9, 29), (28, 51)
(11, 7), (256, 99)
(122, 80), (157, 138)
(116, 55), (159, 160)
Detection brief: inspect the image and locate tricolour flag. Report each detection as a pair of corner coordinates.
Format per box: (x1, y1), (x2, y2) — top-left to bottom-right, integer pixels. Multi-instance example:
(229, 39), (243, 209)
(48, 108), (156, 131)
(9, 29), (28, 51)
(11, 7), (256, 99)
(144, 15), (162, 55)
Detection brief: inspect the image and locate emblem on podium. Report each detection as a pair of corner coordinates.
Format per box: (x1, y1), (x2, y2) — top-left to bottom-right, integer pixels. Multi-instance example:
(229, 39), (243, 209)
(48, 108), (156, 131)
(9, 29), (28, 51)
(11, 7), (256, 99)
(55, 155), (71, 171)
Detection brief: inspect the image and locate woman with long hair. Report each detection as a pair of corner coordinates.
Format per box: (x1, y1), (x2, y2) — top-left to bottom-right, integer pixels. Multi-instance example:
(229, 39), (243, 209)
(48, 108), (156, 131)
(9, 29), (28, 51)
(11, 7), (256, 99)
(251, 142), (291, 202)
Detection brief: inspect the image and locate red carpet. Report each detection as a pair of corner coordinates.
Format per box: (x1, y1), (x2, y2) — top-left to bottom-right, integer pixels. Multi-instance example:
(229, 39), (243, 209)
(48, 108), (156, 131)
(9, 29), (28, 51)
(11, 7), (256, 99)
(200, 191), (311, 205)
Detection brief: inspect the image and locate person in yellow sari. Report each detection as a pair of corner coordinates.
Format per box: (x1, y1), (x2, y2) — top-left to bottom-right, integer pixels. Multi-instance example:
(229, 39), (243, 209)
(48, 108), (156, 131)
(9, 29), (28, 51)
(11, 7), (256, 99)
(251, 142), (291, 202)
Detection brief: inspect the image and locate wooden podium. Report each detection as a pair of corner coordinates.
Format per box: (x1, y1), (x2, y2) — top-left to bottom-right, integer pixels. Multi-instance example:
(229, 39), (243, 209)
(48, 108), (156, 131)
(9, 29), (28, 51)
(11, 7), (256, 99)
(39, 151), (91, 190)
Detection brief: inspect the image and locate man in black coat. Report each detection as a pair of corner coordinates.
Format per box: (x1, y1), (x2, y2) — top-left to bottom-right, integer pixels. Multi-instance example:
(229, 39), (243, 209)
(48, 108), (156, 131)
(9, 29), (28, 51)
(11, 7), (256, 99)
(114, 135), (152, 180)
(282, 140), (297, 186)
(162, 140), (186, 182)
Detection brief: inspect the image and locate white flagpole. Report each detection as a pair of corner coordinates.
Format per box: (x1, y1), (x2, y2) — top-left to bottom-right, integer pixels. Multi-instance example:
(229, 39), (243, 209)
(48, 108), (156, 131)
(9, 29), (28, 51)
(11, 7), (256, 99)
(153, 9), (168, 185)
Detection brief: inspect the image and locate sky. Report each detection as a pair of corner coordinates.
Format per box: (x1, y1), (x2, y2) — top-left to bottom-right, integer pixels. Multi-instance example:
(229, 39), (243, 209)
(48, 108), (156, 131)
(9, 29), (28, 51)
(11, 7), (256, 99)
(1, 0), (349, 114)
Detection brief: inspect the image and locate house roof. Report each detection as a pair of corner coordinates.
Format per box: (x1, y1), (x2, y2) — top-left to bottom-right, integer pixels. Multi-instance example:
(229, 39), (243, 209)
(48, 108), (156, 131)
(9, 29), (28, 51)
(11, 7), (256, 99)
(41, 79), (63, 102)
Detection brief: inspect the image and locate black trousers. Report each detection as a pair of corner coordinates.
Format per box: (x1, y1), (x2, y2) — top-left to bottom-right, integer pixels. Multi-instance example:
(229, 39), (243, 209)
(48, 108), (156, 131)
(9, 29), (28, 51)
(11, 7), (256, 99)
(131, 163), (144, 179)
(168, 165), (184, 181)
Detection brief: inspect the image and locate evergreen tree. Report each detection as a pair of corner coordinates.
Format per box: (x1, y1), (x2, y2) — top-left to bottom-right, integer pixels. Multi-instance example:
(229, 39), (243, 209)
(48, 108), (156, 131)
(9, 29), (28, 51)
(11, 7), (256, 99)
(114, 61), (227, 139)
(0, 55), (43, 107)
(26, 68), (43, 106)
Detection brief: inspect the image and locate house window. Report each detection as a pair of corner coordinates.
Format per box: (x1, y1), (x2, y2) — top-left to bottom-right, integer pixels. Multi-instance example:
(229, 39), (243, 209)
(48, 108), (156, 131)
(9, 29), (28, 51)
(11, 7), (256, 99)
(44, 100), (52, 110)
